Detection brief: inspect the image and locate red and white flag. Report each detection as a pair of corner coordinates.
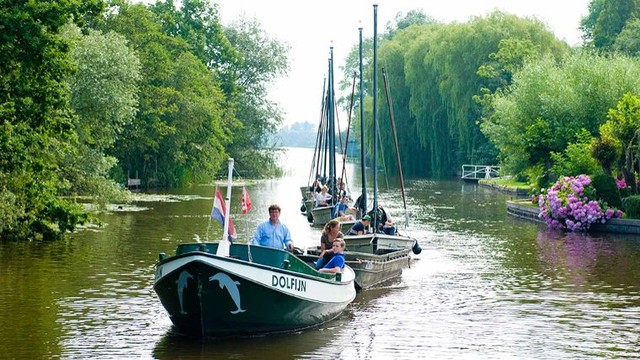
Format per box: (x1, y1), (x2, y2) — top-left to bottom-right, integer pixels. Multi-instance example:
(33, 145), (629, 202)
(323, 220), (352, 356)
(211, 187), (236, 242)
(241, 186), (252, 214)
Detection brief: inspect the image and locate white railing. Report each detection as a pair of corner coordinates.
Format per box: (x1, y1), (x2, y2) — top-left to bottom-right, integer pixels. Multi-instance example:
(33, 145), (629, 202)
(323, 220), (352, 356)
(461, 164), (500, 180)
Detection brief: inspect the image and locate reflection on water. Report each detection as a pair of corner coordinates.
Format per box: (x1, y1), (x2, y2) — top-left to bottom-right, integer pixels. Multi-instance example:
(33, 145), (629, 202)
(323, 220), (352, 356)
(2, 148), (640, 358)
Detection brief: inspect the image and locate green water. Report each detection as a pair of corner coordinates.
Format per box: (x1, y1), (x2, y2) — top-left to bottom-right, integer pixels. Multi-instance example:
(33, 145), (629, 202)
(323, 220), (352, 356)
(2, 148), (640, 359)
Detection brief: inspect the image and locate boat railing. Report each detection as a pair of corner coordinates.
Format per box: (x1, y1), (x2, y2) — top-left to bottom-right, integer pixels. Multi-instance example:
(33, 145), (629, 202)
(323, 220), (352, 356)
(176, 243), (337, 280)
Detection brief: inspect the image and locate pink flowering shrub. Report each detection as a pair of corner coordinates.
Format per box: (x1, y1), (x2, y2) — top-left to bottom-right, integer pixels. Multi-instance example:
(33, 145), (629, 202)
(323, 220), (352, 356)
(615, 178), (627, 189)
(538, 175), (623, 231)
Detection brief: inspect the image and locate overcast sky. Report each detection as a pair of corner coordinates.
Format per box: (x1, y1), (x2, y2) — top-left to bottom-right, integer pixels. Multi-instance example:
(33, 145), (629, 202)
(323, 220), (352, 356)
(214, 0), (591, 127)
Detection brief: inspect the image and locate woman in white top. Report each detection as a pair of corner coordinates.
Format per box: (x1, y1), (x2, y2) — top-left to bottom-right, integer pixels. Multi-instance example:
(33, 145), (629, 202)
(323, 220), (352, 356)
(314, 185), (332, 207)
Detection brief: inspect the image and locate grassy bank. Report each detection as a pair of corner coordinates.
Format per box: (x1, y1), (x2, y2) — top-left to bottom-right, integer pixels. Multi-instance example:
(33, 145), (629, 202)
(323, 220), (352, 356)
(479, 177), (531, 196)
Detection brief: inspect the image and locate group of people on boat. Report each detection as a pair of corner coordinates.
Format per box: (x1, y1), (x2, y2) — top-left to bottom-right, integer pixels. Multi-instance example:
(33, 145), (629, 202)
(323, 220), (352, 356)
(309, 177), (348, 208)
(347, 206), (396, 235)
(251, 204), (345, 274)
(251, 200), (400, 275)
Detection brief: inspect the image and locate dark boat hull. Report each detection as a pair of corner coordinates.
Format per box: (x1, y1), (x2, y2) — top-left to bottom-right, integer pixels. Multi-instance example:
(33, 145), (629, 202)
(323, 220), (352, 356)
(154, 244), (355, 337)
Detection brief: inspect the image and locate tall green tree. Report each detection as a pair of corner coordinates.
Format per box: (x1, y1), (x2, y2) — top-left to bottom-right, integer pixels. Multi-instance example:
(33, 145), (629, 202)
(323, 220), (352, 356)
(63, 25), (141, 204)
(398, 12), (566, 177)
(613, 19), (640, 56)
(223, 16), (290, 177)
(582, 0), (639, 50)
(150, 0), (239, 96)
(102, 1), (231, 186)
(0, 0), (104, 240)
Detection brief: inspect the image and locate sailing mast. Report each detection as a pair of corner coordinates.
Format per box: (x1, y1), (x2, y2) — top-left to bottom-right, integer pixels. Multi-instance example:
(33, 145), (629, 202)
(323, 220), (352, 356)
(382, 68), (409, 227)
(358, 26), (367, 216)
(372, 4), (379, 231)
(328, 47), (337, 203)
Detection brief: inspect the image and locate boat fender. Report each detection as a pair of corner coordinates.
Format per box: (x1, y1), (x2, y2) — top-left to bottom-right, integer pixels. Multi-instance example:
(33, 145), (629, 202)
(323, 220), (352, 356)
(412, 242), (422, 255)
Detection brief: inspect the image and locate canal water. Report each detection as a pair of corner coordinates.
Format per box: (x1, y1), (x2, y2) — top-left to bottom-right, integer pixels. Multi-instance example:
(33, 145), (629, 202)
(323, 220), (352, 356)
(2, 147), (640, 359)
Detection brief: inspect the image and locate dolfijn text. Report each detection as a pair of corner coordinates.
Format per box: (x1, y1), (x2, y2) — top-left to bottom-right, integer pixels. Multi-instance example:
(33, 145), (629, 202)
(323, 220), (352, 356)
(272, 275), (307, 292)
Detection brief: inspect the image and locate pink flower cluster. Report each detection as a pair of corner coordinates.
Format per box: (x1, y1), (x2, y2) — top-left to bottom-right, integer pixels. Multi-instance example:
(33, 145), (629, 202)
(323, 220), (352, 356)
(538, 175), (623, 232)
(615, 178), (627, 189)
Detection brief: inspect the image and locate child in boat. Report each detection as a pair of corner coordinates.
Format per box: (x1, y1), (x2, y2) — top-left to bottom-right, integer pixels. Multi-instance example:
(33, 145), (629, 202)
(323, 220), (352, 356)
(334, 195), (357, 220)
(315, 220), (343, 269)
(319, 238), (346, 274)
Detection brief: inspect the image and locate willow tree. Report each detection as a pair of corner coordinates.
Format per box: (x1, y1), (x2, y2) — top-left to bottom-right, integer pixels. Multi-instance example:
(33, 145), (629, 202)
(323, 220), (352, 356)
(374, 18), (437, 179)
(399, 12), (567, 178)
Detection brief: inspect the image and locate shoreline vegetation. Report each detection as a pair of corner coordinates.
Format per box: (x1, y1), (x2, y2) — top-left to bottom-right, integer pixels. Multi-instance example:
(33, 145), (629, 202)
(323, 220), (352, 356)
(478, 177), (531, 197)
(5, 1), (640, 241)
(506, 199), (640, 235)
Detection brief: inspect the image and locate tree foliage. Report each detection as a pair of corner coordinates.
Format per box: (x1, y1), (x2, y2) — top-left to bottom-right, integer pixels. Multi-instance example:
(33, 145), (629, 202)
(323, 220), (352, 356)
(62, 25), (140, 205)
(482, 52), (640, 183)
(223, 16), (290, 177)
(581, 0), (640, 51)
(600, 93), (640, 192)
(0, 0), (104, 240)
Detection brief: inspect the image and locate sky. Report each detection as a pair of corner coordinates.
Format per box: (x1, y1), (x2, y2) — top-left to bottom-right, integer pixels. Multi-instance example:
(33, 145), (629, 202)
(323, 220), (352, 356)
(214, 0), (592, 128)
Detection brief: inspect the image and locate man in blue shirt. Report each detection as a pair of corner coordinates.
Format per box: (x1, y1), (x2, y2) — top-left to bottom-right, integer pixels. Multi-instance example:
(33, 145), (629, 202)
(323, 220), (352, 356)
(252, 204), (294, 250)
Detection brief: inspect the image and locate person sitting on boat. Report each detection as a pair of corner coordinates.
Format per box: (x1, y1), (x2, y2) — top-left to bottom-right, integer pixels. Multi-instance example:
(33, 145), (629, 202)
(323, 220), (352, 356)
(318, 238), (346, 274)
(353, 193), (366, 218)
(336, 178), (348, 199)
(252, 204), (294, 251)
(315, 185), (333, 207)
(315, 220), (344, 269)
(309, 179), (322, 193)
(333, 195), (357, 220)
(348, 215), (371, 235)
(369, 206), (396, 235)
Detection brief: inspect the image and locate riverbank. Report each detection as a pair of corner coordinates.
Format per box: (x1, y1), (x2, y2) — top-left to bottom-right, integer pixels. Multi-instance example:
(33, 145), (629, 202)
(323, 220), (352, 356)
(478, 177), (530, 196)
(506, 200), (640, 234)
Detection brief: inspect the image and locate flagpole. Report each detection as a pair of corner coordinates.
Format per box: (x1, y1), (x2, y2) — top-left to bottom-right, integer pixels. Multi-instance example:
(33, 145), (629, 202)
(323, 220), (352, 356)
(222, 158), (233, 241)
(216, 158), (234, 256)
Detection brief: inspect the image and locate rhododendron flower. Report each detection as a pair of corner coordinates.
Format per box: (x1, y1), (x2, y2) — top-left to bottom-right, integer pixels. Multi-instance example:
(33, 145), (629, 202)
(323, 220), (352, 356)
(538, 175), (623, 231)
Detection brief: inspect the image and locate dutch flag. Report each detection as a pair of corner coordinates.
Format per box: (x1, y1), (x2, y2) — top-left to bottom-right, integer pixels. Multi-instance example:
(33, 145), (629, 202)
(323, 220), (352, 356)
(211, 187), (236, 242)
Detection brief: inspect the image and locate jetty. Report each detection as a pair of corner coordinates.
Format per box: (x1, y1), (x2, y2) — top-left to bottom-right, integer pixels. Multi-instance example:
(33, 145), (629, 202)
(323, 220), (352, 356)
(461, 164), (499, 182)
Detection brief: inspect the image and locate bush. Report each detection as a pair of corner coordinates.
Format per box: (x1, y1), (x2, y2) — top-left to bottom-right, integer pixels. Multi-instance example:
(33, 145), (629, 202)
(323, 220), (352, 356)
(590, 136), (621, 174)
(591, 174), (622, 209)
(538, 174), (623, 231)
(622, 196), (640, 218)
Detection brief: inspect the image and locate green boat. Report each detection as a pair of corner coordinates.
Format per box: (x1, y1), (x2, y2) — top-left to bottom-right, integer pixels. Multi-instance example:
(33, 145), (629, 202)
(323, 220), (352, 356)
(154, 242), (356, 337)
